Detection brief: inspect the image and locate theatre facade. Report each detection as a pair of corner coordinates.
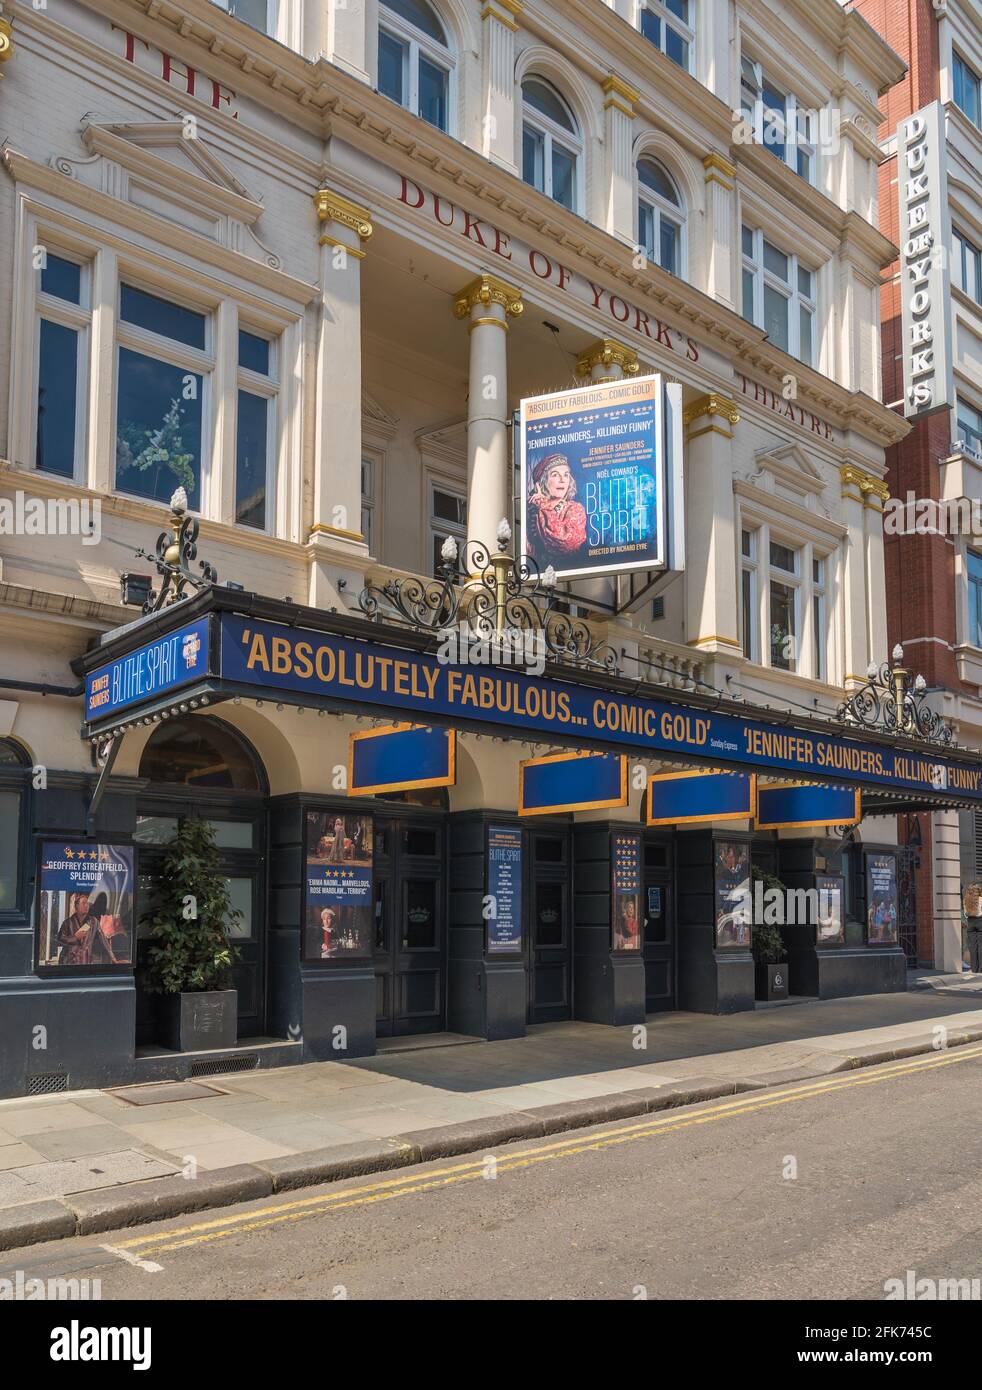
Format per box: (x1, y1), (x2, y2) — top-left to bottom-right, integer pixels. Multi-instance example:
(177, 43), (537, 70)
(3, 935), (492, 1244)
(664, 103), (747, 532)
(2, 0), (974, 1097)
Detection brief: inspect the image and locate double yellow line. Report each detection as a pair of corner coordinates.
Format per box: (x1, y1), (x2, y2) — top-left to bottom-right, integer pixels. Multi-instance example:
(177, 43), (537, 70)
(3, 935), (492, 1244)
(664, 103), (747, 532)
(118, 1043), (982, 1258)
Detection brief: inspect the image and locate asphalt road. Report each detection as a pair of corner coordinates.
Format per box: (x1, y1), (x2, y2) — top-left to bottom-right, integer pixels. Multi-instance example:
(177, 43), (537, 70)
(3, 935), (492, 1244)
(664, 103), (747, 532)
(4, 1046), (982, 1301)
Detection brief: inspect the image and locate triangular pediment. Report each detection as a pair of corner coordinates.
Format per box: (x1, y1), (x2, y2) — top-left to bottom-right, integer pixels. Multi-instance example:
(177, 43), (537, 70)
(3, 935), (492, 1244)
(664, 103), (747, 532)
(362, 390), (400, 442)
(49, 119), (279, 267)
(750, 442), (826, 500)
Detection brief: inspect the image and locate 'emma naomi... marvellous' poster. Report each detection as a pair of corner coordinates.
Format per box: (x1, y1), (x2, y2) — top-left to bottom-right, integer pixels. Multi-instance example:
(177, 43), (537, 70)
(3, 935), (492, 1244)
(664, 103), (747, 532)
(520, 375), (664, 581)
(36, 842), (134, 970)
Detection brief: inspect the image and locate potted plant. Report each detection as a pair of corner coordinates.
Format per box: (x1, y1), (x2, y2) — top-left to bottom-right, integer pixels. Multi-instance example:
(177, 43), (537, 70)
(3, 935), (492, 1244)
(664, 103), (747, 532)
(751, 866), (789, 1001)
(140, 819), (242, 1051)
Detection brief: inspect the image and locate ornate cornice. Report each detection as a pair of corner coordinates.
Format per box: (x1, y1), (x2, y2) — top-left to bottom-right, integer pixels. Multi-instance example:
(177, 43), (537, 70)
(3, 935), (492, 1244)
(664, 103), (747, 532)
(452, 273), (524, 321)
(703, 151), (735, 190)
(840, 464), (889, 503)
(683, 394), (740, 427)
(314, 187), (374, 241)
(602, 74), (640, 119)
(575, 338), (640, 379)
(481, 0), (522, 30)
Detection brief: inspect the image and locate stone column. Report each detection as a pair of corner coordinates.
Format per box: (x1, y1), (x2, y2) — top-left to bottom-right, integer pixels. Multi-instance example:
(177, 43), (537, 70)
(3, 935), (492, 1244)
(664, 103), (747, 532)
(602, 76), (639, 246)
(453, 274), (523, 552)
(840, 464), (889, 685)
(481, 0), (522, 173)
(575, 337), (640, 384)
(703, 153), (736, 310)
(309, 187), (373, 607)
(682, 395), (742, 667)
(932, 809), (964, 971)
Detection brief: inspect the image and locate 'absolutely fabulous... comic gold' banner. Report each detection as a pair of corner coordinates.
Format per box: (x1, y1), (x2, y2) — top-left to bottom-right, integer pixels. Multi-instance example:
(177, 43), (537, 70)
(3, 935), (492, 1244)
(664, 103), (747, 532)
(215, 615), (982, 803)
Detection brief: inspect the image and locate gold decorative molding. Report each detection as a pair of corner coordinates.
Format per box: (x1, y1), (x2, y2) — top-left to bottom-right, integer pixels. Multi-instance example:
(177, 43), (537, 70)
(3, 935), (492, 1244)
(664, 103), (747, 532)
(703, 151), (736, 189)
(602, 74), (640, 119)
(481, 0), (522, 29)
(690, 634), (742, 649)
(0, 17), (12, 69)
(314, 187), (373, 242)
(317, 233), (367, 259)
(453, 273), (524, 321)
(309, 522), (365, 543)
(683, 394), (740, 427)
(840, 464), (889, 503)
(575, 338), (640, 379)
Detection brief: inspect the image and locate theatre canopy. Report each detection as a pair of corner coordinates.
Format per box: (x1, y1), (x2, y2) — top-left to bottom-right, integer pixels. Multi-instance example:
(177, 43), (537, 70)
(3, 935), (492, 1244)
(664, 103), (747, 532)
(73, 588), (982, 817)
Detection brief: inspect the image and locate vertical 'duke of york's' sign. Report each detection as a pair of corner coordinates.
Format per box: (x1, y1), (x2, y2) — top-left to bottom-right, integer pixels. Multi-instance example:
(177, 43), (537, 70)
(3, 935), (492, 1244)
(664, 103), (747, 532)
(897, 102), (954, 420)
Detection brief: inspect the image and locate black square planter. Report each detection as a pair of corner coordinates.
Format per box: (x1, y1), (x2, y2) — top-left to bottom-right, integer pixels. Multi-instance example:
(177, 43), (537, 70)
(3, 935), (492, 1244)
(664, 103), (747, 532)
(755, 963), (789, 1002)
(160, 990), (238, 1052)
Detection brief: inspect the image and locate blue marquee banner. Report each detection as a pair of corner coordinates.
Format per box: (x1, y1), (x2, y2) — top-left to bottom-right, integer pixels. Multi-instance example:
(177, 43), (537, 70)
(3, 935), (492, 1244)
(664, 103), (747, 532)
(519, 752), (626, 816)
(647, 770), (756, 827)
(216, 614), (982, 803)
(755, 783), (861, 830)
(349, 723), (455, 796)
(85, 617), (209, 721)
(78, 610), (968, 807)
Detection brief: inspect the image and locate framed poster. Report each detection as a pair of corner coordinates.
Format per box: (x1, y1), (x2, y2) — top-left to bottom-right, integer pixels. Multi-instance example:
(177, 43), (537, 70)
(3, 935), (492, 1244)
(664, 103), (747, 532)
(714, 840), (751, 950)
(487, 825), (523, 954)
(304, 811), (374, 961)
(520, 375), (665, 581)
(815, 874), (845, 946)
(866, 853), (899, 945)
(612, 832), (642, 952)
(36, 842), (134, 971)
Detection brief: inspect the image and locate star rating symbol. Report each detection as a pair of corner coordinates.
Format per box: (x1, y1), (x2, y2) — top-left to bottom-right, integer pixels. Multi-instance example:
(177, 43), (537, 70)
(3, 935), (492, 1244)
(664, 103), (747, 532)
(65, 848), (74, 859)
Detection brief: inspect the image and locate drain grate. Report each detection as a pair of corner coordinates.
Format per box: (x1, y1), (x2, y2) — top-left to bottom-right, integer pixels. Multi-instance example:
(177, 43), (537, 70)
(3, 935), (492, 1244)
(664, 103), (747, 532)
(189, 1054), (259, 1077)
(26, 1072), (69, 1096)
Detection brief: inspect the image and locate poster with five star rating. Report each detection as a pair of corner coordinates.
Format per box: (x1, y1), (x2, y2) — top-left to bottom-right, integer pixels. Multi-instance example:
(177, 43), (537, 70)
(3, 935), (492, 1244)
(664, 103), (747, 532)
(611, 832), (642, 952)
(520, 374), (665, 581)
(304, 811), (374, 961)
(37, 842), (134, 970)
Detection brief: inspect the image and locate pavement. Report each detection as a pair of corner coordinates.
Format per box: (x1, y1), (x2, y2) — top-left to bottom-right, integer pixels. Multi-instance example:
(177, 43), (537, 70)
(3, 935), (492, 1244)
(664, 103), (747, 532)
(2, 982), (982, 1251)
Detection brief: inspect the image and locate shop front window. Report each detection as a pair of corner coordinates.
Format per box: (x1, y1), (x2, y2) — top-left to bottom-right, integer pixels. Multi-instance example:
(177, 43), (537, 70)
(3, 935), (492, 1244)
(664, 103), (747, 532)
(0, 739), (30, 916)
(138, 717), (264, 791)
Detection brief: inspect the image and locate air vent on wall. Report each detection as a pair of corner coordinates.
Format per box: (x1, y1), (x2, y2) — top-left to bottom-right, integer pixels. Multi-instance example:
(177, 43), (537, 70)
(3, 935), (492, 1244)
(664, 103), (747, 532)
(188, 1055), (259, 1078)
(26, 1072), (69, 1096)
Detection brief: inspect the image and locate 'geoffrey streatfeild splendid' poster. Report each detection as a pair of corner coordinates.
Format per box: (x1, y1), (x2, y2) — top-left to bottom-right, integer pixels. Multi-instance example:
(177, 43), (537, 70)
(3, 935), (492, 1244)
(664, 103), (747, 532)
(520, 375), (665, 581)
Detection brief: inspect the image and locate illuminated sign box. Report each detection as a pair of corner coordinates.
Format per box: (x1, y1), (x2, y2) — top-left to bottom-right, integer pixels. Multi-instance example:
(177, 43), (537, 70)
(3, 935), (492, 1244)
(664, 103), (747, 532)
(84, 617), (210, 722)
(349, 723), (455, 796)
(647, 770), (756, 826)
(755, 783), (860, 830)
(519, 752), (626, 816)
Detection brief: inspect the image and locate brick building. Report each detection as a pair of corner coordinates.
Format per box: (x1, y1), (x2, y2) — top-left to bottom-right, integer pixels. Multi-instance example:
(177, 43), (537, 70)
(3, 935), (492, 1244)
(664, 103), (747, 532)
(850, 0), (982, 970)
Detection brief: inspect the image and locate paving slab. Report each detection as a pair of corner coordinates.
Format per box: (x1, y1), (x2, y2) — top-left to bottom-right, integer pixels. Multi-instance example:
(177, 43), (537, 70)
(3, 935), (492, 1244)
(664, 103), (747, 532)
(7, 1150), (179, 1199)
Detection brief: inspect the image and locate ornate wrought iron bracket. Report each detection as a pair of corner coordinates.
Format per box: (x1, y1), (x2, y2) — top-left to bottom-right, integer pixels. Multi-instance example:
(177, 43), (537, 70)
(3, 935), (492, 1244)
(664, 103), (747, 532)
(837, 645), (952, 747)
(137, 488), (218, 615)
(359, 522), (619, 675)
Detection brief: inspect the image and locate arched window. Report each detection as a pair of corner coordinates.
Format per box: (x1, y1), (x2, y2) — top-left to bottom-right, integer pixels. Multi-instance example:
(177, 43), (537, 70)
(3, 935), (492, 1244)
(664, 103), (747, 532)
(0, 737), (30, 766)
(522, 78), (581, 212)
(138, 717), (264, 791)
(378, 0), (453, 133)
(637, 157), (685, 278)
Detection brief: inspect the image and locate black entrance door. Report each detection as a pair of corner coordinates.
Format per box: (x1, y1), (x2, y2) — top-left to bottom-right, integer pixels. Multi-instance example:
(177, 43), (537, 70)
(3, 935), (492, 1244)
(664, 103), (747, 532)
(373, 814), (446, 1036)
(527, 828), (572, 1024)
(643, 839), (675, 1012)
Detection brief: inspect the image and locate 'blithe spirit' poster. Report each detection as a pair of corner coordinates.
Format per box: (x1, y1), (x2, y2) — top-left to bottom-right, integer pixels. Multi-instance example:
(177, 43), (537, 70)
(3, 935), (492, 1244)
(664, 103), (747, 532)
(520, 375), (664, 581)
